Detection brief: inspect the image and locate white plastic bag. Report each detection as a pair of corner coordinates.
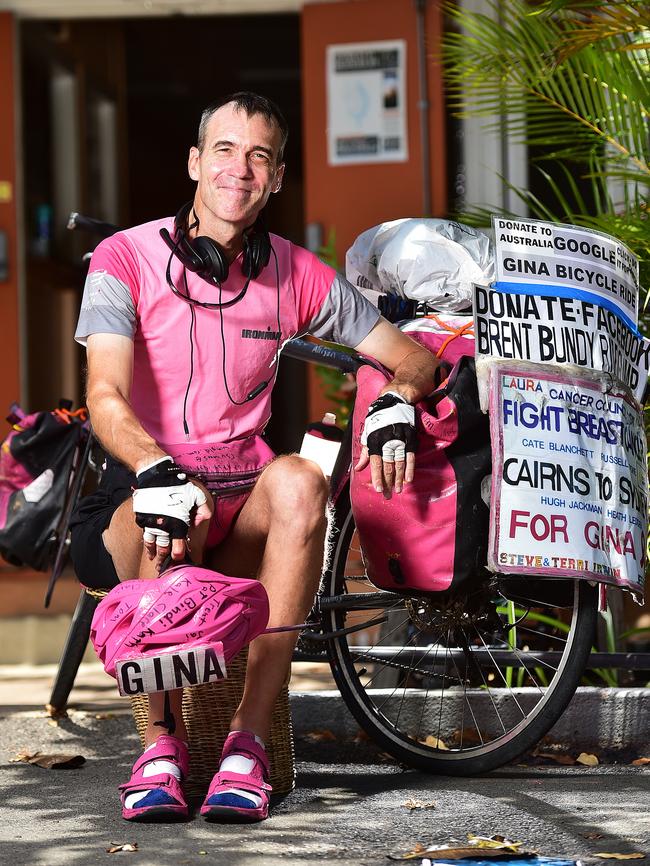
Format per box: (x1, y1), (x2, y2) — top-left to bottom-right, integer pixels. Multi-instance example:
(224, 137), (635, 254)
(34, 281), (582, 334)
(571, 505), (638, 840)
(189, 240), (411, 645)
(346, 218), (494, 312)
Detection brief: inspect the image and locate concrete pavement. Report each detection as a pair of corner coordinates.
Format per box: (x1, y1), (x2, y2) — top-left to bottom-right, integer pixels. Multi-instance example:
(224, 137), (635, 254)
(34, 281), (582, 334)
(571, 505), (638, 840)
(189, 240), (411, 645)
(0, 708), (648, 866)
(0, 662), (649, 865)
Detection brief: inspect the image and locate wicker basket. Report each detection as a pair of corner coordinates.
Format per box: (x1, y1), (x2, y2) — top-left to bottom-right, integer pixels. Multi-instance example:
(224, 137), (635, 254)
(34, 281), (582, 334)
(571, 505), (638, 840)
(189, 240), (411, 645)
(130, 650), (295, 798)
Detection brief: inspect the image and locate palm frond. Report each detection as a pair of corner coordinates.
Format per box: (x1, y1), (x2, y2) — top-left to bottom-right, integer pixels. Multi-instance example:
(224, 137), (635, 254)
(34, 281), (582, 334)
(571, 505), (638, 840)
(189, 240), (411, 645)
(533, 1), (650, 59)
(443, 0), (650, 184)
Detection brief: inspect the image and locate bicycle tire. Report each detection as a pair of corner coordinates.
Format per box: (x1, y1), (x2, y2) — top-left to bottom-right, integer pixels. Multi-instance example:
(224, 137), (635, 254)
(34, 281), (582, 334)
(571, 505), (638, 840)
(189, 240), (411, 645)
(324, 486), (598, 775)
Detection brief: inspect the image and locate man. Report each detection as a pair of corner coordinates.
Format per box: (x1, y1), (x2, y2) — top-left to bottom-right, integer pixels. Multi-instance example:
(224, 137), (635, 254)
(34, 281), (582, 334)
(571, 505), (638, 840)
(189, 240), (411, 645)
(71, 92), (439, 823)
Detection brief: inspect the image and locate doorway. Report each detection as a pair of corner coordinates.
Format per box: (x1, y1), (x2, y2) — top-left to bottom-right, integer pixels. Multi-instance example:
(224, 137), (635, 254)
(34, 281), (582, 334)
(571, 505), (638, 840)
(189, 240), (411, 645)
(20, 13), (306, 451)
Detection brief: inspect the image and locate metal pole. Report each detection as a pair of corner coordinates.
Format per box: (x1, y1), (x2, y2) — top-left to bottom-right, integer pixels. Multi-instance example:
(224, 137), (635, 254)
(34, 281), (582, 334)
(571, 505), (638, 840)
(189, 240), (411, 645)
(497, 0), (510, 212)
(47, 590), (98, 717)
(415, 0), (432, 216)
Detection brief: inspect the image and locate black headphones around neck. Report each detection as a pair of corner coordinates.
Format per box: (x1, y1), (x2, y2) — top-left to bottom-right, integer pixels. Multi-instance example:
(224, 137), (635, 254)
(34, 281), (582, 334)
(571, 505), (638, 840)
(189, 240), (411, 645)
(158, 201), (281, 430)
(159, 200), (272, 285)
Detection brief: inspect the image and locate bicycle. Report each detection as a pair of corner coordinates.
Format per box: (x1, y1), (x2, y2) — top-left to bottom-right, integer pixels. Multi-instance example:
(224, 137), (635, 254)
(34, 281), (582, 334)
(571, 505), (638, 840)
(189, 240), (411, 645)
(286, 337), (598, 775)
(59, 212), (600, 776)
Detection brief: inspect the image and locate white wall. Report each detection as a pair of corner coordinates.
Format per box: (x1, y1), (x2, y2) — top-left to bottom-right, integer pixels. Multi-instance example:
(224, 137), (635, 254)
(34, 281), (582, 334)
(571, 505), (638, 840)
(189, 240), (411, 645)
(459, 0), (528, 217)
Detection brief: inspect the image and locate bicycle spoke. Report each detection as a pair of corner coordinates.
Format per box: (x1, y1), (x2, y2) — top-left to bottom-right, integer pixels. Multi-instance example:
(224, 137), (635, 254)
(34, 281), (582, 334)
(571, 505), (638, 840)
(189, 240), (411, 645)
(371, 629), (430, 709)
(436, 630), (451, 745)
(516, 624), (570, 646)
(360, 617), (451, 693)
(413, 639), (440, 743)
(505, 644), (547, 694)
(460, 625), (508, 736)
(449, 641), (486, 748)
(471, 623), (527, 719)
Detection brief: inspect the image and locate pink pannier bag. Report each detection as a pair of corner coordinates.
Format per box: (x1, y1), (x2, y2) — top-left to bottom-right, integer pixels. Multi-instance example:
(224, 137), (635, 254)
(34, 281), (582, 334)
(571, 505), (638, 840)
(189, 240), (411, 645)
(350, 324), (491, 594)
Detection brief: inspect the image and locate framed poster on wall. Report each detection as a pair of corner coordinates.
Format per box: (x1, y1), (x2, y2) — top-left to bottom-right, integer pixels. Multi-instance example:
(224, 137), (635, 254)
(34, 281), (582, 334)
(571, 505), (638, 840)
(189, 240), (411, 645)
(326, 39), (407, 165)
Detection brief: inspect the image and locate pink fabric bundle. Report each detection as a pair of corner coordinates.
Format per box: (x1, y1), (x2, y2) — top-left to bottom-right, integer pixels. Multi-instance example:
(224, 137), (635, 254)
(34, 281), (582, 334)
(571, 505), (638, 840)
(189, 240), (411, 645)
(91, 564), (270, 677)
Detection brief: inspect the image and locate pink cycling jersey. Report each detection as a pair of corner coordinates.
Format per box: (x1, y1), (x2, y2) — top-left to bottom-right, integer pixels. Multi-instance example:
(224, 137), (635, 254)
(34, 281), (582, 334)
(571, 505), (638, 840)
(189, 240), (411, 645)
(75, 217), (380, 475)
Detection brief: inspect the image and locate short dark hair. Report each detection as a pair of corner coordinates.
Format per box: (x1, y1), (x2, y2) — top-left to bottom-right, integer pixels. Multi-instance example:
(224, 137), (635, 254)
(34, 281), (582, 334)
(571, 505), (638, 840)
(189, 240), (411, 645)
(197, 92), (288, 160)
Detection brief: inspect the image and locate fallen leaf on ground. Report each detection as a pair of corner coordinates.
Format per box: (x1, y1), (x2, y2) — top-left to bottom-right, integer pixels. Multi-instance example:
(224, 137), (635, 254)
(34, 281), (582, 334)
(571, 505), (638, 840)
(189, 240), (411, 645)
(10, 751), (86, 769)
(576, 752), (599, 766)
(402, 799), (436, 811)
(632, 757), (650, 766)
(584, 833), (604, 840)
(303, 729), (337, 743)
(594, 855), (645, 860)
(45, 704), (67, 721)
(106, 843), (138, 853)
(388, 842), (426, 860)
(388, 834), (535, 860)
(467, 835), (524, 850)
(423, 735), (449, 750)
(378, 751), (397, 763)
(451, 728), (483, 746)
(533, 750), (576, 765)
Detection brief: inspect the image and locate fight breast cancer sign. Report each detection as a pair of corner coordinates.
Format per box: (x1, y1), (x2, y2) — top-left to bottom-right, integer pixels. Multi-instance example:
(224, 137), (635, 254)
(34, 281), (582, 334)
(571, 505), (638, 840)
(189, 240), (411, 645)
(488, 364), (647, 599)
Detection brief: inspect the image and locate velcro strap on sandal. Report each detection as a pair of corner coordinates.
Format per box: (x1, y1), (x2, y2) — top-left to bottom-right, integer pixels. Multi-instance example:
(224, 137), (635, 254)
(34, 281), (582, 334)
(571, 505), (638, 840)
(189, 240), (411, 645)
(210, 770), (272, 796)
(119, 772), (184, 794)
(222, 732), (269, 776)
(130, 736), (189, 779)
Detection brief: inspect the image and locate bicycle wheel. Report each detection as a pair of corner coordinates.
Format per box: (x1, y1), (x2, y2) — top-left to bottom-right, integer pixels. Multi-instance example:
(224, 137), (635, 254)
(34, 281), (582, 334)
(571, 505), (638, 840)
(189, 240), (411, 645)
(323, 487), (598, 775)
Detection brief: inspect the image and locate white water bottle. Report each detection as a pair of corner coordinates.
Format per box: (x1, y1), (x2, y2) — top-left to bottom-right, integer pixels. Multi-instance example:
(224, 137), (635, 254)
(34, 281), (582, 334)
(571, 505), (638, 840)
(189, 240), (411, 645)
(299, 412), (344, 477)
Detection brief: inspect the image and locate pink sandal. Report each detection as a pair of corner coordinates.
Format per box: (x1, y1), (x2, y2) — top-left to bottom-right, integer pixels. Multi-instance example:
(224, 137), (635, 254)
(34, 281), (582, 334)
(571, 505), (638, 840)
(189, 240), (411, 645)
(119, 735), (190, 822)
(200, 731), (272, 822)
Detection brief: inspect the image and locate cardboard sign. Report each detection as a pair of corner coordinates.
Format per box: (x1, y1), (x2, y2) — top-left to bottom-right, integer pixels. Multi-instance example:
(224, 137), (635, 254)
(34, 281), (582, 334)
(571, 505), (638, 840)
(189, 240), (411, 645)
(116, 643), (227, 696)
(492, 217), (639, 330)
(488, 364), (647, 599)
(474, 285), (650, 402)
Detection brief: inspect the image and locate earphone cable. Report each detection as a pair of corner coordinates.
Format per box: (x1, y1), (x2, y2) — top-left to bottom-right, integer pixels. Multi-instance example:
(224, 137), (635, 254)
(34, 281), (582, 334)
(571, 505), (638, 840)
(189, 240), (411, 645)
(165, 241), (251, 309)
(218, 279), (242, 405)
(218, 242), (282, 406)
(182, 269), (196, 437)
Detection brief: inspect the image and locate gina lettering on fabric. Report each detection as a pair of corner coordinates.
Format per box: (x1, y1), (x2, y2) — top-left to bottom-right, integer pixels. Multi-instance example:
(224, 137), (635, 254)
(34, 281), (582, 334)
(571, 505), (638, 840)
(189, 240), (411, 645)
(116, 643), (227, 696)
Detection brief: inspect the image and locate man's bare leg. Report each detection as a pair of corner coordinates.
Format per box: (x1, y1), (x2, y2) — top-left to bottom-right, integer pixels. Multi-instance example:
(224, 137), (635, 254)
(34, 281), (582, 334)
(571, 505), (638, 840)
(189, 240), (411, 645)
(207, 455), (329, 741)
(102, 493), (213, 744)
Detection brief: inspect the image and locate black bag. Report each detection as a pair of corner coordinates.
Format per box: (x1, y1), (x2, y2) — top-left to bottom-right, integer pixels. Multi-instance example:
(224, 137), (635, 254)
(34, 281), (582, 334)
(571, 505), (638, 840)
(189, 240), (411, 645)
(0, 405), (87, 571)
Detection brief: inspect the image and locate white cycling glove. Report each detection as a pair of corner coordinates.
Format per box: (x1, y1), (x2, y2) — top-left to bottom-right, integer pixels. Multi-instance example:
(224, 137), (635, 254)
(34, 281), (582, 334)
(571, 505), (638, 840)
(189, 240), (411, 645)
(132, 456), (207, 549)
(361, 391), (417, 463)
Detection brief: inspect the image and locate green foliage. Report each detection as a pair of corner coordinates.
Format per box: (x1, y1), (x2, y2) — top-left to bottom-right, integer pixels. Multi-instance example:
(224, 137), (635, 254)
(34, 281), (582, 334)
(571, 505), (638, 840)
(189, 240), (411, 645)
(443, 0), (650, 298)
(497, 603), (633, 687)
(314, 228), (356, 427)
(317, 227), (339, 271)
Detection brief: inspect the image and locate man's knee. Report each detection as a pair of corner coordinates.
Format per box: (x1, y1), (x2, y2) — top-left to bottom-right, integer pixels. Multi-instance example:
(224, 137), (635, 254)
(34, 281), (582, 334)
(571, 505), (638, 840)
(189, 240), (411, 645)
(102, 497), (141, 555)
(263, 456), (328, 529)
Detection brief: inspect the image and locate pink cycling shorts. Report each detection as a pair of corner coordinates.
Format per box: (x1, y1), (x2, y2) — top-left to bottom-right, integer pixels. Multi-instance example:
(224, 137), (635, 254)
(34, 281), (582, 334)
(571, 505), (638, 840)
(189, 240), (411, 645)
(205, 490), (251, 549)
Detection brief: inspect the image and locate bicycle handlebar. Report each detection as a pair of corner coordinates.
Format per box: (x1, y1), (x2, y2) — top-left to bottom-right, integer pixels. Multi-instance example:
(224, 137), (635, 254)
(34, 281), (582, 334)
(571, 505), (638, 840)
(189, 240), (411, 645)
(282, 339), (364, 373)
(67, 212), (119, 239)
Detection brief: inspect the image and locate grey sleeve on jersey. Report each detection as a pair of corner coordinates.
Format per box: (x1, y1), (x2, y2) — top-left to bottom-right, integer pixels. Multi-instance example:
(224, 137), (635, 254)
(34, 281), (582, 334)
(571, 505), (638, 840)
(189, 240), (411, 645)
(305, 274), (381, 347)
(74, 269), (137, 346)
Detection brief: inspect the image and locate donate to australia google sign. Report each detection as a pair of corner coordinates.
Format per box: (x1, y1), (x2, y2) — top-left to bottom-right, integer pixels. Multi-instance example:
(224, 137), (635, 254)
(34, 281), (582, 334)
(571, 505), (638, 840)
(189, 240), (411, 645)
(488, 366), (647, 599)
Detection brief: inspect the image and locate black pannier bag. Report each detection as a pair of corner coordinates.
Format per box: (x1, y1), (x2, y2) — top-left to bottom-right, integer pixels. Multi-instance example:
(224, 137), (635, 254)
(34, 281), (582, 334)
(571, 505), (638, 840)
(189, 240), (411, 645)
(0, 404), (87, 571)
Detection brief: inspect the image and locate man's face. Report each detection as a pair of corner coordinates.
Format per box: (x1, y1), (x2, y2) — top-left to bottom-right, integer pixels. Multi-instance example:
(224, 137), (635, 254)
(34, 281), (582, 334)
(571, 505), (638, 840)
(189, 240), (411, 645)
(188, 102), (285, 231)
